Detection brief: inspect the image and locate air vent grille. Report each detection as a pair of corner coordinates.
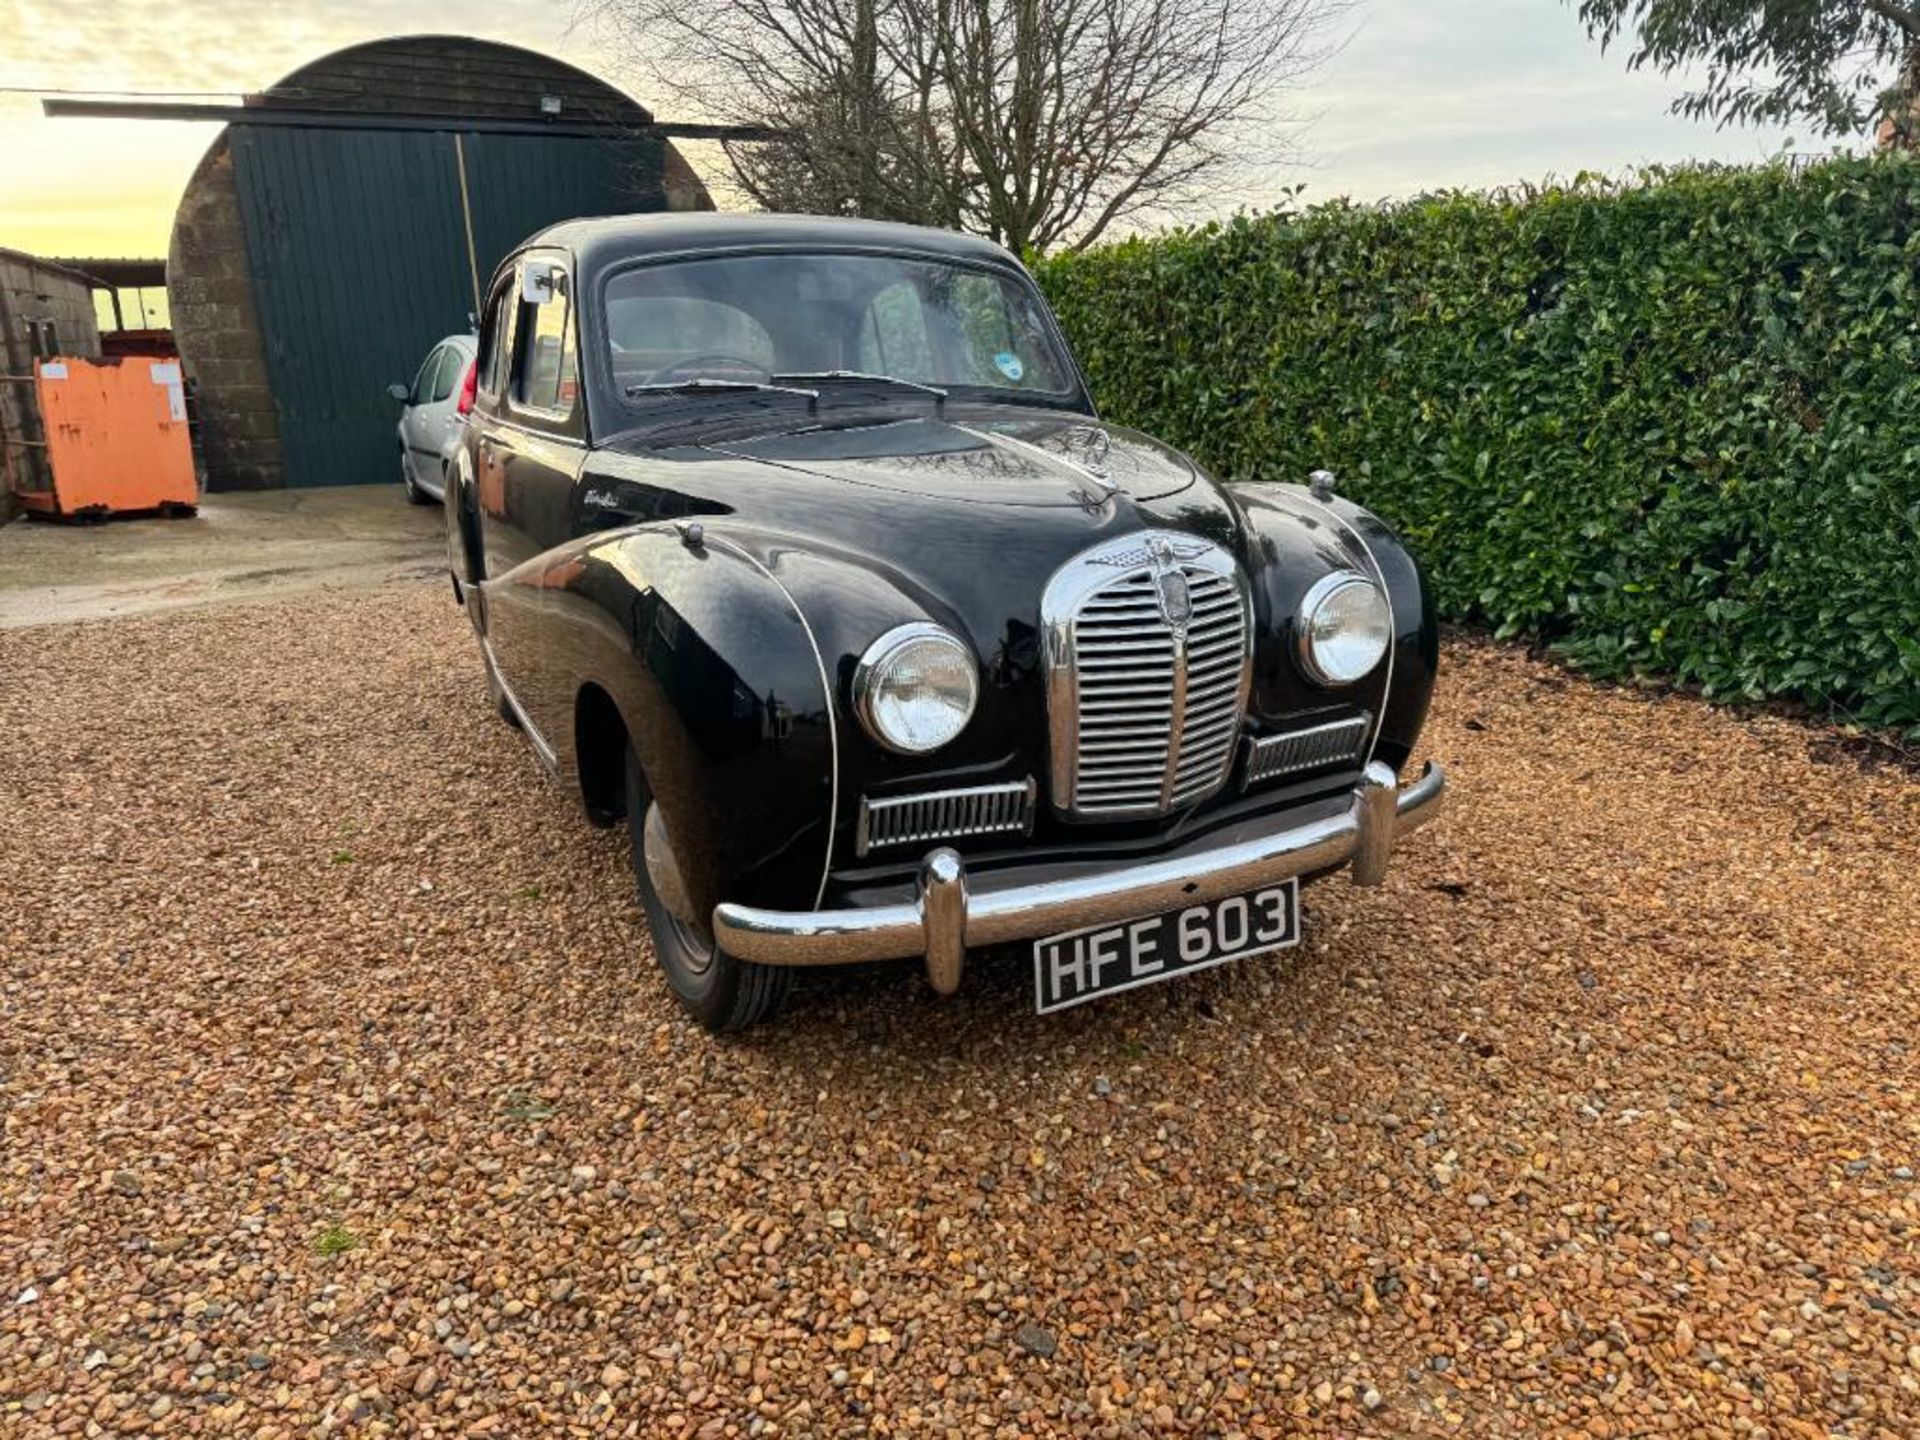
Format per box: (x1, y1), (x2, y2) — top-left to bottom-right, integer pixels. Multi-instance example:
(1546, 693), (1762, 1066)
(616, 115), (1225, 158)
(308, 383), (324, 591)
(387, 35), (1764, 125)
(857, 780), (1036, 856)
(1243, 715), (1370, 786)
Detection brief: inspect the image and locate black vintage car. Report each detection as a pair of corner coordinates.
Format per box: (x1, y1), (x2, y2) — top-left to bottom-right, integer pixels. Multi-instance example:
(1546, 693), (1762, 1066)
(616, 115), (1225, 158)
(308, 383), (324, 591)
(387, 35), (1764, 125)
(446, 214), (1444, 1031)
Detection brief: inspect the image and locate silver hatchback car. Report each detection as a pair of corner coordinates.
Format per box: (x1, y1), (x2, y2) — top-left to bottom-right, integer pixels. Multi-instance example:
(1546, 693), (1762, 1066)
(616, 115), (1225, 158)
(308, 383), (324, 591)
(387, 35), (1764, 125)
(387, 333), (476, 503)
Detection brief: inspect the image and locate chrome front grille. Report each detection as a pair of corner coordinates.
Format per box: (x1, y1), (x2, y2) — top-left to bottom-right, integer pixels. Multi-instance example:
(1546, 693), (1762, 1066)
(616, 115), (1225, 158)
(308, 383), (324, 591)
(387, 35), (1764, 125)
(857, 779), (1036, 856)
(1243, 714), (1370, 786)
(1042, 531), (1252, 820)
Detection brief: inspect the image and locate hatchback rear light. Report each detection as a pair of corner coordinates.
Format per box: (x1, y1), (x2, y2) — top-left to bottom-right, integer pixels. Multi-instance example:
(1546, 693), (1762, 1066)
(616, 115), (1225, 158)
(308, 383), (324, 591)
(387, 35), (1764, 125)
(456, 358), (478, 416)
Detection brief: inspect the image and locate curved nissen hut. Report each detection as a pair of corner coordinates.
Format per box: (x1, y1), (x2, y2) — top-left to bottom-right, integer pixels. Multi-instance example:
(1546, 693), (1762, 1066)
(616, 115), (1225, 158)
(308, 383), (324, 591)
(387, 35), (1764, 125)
(168, 36), (711, 491)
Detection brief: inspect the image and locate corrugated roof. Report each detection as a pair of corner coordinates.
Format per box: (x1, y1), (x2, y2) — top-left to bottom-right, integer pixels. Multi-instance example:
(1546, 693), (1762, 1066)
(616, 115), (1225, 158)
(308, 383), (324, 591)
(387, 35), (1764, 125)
(0, 247), (103, 288)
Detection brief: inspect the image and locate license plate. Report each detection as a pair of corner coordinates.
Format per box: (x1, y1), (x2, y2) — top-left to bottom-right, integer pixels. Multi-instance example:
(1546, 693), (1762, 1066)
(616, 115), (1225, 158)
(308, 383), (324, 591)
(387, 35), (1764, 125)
(1032, 880), (1300, 1015)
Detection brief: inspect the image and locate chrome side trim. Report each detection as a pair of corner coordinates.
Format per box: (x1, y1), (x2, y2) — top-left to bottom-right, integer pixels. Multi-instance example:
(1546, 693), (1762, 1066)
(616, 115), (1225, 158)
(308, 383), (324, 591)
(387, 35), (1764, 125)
(478, 414), (589, 449)
(857, 778), (1036, 856)
(713, 761), (1446, 977)
(480, 633), (558, 772)
(699, 535), (839, 912)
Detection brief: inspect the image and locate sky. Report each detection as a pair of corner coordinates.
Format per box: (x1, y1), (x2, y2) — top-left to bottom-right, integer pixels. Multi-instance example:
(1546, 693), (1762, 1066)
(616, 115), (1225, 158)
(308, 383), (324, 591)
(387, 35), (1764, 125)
(0, 0), (1815, 264)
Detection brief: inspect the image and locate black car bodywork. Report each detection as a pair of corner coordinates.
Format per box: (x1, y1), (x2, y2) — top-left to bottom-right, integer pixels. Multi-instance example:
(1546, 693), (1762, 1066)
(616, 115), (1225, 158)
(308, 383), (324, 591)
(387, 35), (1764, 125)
(447, 214), (1443, 1029)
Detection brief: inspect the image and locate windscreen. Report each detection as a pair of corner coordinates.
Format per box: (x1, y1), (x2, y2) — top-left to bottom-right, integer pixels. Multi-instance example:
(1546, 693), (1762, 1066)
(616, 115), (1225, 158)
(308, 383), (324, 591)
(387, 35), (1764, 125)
(603, 252), (1076, 405)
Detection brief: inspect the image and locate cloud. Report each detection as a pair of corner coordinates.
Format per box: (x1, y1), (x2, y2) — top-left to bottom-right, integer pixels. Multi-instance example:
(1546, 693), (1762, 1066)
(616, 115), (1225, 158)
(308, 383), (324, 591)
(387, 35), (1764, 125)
(0, 0), (1830, 255)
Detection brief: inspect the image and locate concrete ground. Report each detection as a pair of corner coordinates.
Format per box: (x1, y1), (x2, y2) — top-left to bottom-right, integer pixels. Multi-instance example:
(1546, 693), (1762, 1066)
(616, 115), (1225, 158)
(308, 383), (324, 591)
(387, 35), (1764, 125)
(0, 485), (445, 629)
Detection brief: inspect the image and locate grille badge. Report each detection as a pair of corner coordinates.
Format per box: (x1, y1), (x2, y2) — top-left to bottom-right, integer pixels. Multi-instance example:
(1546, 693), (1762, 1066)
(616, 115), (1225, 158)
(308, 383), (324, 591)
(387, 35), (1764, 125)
(1147, 537), (1194, 635)
(1089, 536), (1207, 570)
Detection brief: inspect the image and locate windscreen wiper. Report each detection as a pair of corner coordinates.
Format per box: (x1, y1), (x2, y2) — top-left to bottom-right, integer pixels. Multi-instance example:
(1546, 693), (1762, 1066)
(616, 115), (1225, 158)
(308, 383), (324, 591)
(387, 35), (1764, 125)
(773, 371), (948, 407)
(625, 377), (820, 407)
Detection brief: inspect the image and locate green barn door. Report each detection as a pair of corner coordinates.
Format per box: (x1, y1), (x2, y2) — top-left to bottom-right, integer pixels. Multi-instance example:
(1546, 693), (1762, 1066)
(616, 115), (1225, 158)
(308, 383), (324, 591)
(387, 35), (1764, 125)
(230, 127), (473, 489)
(459, 130), (666, 275)
(231, 124), (669, 489)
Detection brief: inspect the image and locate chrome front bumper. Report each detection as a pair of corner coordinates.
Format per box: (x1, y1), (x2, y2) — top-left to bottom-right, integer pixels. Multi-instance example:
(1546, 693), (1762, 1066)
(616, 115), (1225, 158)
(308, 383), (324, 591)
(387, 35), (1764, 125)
(713, 761), (1446, 994)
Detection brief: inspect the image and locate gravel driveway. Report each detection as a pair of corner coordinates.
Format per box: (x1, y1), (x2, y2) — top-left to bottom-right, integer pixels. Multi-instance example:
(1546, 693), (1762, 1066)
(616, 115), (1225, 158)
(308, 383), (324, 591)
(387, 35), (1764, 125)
(3, 584), (1917, 1438)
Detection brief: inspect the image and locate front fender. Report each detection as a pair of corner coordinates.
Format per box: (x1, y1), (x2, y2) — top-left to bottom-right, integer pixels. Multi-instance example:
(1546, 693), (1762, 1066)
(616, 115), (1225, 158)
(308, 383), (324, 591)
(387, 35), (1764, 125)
(652, 528), (1008, 898)
(538, 522), (836, 917)
(446, 444), (486, 591)
(1232, 483), (1437, 771)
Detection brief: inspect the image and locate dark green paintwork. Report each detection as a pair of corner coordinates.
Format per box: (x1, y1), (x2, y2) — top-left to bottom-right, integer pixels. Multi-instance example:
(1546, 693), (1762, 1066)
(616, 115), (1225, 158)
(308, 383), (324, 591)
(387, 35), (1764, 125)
(229, 124), (667, 488)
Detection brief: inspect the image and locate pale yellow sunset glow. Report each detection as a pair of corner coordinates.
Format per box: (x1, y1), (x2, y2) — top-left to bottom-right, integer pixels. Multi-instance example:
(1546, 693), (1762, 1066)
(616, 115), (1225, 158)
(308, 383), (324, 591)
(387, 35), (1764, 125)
(1, 0), (1800, 263)
(0, 2), (619, 258)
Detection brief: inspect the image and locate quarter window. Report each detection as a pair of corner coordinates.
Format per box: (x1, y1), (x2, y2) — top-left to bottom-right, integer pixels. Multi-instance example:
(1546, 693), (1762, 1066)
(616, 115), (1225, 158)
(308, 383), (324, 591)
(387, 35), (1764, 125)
(476, 281), (515, 400)
(514, 266), (577, 415)
(429, 345), (463, 403)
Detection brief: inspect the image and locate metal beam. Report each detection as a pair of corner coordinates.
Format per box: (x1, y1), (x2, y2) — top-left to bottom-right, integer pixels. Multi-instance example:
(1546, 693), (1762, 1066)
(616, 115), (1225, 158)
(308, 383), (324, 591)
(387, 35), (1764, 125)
(49, 257), (166, 289)
(40, 98), (792, 143)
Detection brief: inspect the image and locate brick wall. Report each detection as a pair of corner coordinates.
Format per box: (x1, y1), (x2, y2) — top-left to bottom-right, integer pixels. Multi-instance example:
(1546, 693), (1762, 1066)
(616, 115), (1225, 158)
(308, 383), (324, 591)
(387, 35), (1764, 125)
(167, 141), (283, 490)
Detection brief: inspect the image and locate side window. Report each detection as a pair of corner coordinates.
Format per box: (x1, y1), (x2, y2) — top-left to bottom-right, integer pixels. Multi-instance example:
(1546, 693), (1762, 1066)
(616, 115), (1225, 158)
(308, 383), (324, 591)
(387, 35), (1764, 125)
(476, 282), (516, 401)
(409, 345), (445, 405)
(514, 266), (576, 415)
(429, 346), (463, 403)
(857, 283), (934, 377)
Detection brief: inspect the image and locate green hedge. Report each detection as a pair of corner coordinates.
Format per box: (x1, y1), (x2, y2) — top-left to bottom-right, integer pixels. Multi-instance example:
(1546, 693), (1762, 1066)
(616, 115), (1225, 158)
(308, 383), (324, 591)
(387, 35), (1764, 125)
(1034, 158), (1920, 732)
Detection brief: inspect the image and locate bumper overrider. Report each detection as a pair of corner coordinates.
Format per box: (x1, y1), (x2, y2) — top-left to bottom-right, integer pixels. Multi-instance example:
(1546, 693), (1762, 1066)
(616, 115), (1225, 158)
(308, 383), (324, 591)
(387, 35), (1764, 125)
(713, 761), (1447, 995)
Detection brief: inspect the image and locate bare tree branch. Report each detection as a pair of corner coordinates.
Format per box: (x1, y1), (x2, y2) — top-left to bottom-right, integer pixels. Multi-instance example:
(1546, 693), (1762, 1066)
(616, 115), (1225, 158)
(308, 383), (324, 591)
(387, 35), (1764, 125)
(582, 0), (1334, 252)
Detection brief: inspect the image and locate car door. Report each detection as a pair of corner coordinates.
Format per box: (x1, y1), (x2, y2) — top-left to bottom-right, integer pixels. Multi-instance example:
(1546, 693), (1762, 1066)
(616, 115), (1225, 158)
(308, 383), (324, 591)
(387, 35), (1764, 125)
(472, 253), (588, 749)
(400, 344), (446, 480)
(413, 345), (465, 492)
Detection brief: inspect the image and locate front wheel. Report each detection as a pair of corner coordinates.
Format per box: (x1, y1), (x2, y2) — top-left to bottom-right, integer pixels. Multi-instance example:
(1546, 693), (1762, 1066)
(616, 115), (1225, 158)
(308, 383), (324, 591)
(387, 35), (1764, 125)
(625, 744), (789, 1032)
(401, 448), (431, 504)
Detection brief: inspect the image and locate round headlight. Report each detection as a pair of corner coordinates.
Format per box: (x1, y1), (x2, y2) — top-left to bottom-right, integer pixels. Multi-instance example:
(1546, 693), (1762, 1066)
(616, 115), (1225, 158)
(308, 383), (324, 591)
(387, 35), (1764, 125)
(854, 623), (978, 754)
(1297, 572), (1392, 685)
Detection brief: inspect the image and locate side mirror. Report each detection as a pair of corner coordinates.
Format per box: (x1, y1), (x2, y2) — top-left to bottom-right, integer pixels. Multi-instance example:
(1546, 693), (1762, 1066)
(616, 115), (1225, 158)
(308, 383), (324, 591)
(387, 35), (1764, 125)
(386, 383), (410, 403)
(522, 261), (558, 305)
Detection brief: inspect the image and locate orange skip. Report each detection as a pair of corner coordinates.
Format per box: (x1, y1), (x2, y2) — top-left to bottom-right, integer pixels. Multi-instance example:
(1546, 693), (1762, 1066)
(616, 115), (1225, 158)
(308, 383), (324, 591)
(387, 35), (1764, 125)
(15, 356), (198, 518)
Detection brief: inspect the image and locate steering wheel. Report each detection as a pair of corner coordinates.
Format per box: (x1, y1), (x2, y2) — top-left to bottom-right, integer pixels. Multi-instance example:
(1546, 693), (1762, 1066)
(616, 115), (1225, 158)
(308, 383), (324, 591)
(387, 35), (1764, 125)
(649, 352), (772, 384)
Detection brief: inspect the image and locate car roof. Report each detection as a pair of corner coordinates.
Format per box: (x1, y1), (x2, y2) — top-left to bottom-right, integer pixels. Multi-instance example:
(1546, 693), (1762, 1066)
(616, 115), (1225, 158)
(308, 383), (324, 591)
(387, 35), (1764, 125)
(522, 213), (1023, 275)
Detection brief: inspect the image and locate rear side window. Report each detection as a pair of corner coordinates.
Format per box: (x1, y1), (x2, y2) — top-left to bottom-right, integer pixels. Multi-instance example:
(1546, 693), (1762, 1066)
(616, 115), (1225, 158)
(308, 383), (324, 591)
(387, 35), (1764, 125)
(408, 346), (444, 405)
(476, 281), (515, 399)
(429, 346), (463, 403)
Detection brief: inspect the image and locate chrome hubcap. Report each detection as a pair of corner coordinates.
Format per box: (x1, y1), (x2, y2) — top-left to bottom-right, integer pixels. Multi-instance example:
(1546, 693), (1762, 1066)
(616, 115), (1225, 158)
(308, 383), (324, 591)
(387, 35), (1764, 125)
(642, 803), (714, 975)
